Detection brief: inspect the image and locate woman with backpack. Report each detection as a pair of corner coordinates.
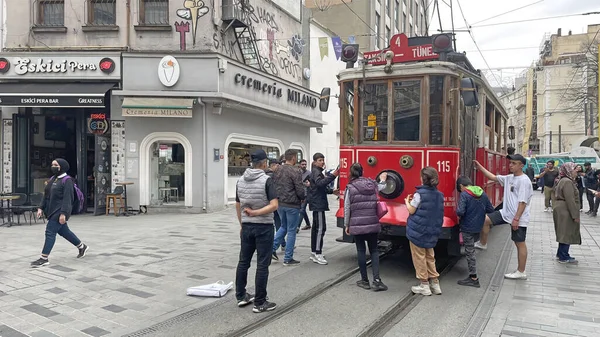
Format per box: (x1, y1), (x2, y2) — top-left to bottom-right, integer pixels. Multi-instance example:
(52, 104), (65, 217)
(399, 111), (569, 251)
(31, 158), (89, 268)
(344, 163), (388, 291)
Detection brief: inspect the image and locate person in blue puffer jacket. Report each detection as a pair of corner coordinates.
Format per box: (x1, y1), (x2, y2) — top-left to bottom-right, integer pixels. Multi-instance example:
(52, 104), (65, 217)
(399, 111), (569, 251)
(405, 167), (445, 296)
(455, 176), (494, 288)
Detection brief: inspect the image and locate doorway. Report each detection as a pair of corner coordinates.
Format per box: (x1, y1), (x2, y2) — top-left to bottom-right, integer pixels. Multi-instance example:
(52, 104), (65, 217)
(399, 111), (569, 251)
(149, 141), (186, 206)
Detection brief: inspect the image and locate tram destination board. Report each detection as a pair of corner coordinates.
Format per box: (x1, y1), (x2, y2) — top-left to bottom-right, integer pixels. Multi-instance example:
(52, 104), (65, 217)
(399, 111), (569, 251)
(0, 95), (105, 107)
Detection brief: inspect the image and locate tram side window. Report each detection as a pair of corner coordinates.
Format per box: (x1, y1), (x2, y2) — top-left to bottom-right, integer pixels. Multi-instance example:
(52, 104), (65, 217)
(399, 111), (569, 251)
(342, 81), (355, 144)
(429, 76), (444, 145)
(362, 83), (389, 142)
(393, 80), (421, 141)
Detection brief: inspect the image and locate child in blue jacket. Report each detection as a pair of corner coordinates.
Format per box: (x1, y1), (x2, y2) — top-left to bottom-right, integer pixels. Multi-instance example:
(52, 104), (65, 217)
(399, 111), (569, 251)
(456, 176), (494, 288)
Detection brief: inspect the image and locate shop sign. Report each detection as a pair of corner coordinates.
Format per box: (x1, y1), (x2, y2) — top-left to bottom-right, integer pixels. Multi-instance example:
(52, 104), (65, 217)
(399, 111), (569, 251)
(158, 55), (181, 87)
(233, 72), (318, 109)
(123, 108), (192, 118)
(87, 113), (109, 135)
(0, 95), (105, 107)
(0, 54), (120, 79)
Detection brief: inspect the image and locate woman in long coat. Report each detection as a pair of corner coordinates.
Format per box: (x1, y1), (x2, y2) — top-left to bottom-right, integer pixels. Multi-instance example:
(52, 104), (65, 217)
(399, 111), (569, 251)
(552, 162), (581, 264)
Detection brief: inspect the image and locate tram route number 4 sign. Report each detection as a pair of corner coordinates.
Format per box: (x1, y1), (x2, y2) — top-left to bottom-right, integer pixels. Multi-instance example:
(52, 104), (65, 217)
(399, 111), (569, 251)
(363, 33), (439, 65)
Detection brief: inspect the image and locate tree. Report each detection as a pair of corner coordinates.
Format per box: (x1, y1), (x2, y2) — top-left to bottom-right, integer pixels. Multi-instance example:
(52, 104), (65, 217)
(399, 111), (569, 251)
(562, 39), (598, 131)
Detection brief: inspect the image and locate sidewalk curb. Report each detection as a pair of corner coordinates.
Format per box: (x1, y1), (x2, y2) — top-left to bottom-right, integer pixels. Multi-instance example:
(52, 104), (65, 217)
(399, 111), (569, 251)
(460, 229), (513, 337)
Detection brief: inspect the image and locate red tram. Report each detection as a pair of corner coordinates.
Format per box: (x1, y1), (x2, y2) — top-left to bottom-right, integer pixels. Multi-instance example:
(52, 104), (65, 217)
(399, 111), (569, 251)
(330, 33), (509, 256)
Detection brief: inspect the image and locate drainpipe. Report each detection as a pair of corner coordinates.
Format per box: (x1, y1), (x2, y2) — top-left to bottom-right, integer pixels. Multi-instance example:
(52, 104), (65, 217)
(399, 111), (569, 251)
(125, 0), (131, 50)
(198, 98), (208, 211)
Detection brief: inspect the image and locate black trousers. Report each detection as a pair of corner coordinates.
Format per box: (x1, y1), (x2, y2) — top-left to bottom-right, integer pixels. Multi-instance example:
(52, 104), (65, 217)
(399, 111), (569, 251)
(235, 224), (274, 306)
(354, 233), (380, 281)
(578, 187), (584, 210)
(586, 190), (596, 212)
(311, 211), (327, 254)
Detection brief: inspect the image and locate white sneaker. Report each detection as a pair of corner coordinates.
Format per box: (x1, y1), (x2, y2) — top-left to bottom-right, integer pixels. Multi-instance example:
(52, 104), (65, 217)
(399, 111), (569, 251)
(429, 281), (442, 295)
(411, 283), (432, 296)
(504, 270), (527, 280)
(474, 241), (487, 250)
(313, 254), (328, 265)
(544, 208), (549, 212)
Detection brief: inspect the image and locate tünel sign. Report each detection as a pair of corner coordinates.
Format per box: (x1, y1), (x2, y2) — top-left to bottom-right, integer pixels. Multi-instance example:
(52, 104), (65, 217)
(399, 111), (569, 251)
(14, 58), (99, 75)
(123, 108), (192, 118)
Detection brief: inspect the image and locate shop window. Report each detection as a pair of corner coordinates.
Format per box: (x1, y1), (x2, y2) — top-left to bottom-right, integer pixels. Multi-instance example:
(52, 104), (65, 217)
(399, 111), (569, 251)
(139, 0), (169, 25)
(227, 142), (280, 201)
(362, 83), (389, 142)
(393, 80), (421, 141)
(429, 76), (444, 145)
(87, 0), (116, 26)
(36, 0), (65, 26)
(342, 81), (355, 145)
(150, 141), (185, 206)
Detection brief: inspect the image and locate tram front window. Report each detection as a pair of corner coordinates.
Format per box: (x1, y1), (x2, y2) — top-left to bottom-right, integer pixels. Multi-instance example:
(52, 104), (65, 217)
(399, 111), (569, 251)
(393, 80), (421, 141)
(362, 83), (389, 142)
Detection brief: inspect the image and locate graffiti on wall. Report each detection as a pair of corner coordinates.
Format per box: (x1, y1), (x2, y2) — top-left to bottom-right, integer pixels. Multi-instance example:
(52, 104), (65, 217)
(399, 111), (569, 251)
(175, 22), (190, 51)
(176, 0), (210, 47)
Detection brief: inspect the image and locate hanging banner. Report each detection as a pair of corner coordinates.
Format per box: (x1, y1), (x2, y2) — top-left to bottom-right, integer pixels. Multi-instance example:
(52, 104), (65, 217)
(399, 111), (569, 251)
(319, 37), (329, 60)
(348, 35), (356, 44)
(332, 37), (342, 60)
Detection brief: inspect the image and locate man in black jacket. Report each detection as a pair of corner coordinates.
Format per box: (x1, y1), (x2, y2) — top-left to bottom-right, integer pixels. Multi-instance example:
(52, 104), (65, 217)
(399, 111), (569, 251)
(271, 149), (306, 266)
(31, 158), (88, 268)
(583, 162), (598, 214)
(307, 152), (339, 265)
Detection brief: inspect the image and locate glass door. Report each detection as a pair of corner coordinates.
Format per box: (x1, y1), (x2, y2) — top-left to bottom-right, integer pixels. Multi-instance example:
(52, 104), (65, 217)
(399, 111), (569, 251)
(12, 114), (31, 194)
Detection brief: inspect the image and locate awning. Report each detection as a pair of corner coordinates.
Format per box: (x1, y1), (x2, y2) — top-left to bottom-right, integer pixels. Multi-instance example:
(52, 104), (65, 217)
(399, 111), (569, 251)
(121, 97), (195, 118)
(0, 82), (116, 108)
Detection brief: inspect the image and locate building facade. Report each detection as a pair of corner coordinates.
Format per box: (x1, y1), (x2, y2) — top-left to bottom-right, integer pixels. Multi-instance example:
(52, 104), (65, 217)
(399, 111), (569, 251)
(0, 0), (324, 213)
(308, 0), (428, 53)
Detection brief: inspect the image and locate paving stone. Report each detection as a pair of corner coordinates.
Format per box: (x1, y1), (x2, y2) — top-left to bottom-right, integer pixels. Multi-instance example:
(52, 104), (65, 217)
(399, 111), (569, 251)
(45, 287), (67, 295)
(80, 326), (110, 337)
(130, 270), (164, 278)
(217, 265), (236, 270)
(21, 303), (59, 317)
(49, 265), (76, 272)
(113, 252), (137, 258)
(30, 330), (60, 337)
(110, 275), (130, 281)
(76, 277), (96, 283)
(116, 263), (134, 267)
(188, 274), (207, 280)
(0, 325), (29, 337)
(102, 304), (127, 313)
(116, 287), (155, 299)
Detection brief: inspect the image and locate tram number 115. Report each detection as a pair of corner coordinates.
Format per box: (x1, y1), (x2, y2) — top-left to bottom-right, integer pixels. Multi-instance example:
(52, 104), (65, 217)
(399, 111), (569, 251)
(436, 160), (451, 173)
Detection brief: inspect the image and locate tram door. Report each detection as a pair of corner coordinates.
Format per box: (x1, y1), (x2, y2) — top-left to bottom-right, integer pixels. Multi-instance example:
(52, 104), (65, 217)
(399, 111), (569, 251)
(460, 103), (477, 180)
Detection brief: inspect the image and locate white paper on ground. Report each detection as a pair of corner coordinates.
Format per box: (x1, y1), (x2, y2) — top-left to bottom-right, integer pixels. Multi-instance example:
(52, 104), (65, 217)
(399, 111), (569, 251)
(186, 280), (234, 297)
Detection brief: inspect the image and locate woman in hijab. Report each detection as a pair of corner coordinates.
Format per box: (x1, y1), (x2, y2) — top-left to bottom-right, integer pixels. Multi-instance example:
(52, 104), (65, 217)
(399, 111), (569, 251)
(31, 158), (89, 268)
(552, 162), (581, 264)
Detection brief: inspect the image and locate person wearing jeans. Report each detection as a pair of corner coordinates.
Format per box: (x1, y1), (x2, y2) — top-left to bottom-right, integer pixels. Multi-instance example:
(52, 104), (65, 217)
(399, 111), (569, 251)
(235, 149), (278, 313)
(31, 158), (88, 268)
(265, 159), (285, 249)
(271, 149), (306, 266)
(344, 163), (387, 291)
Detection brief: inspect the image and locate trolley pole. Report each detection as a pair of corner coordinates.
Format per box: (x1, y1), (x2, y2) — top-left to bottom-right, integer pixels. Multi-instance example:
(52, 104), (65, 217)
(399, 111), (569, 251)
(558, 125), (562, 152)
(549, 131), (553, 154)
(584, 103), (589, 136)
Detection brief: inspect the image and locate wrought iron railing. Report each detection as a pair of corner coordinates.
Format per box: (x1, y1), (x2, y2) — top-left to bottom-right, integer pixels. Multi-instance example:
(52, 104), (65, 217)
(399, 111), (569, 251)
(33, 0), (65, 27)
(138, 0), (169, 25)
(85, 0), (117, 26)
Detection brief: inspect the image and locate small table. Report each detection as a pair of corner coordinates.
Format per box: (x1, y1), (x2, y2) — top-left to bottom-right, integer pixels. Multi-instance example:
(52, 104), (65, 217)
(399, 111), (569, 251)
(0, 195), (21, 227)
(116, 182), (136, 216)
(159, 187), (179, 203)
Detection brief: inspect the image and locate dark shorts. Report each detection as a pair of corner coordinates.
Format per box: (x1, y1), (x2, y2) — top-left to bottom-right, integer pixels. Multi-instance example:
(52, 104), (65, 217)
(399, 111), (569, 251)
(488, 210), (508, 226)
(511, 227), (527, 243)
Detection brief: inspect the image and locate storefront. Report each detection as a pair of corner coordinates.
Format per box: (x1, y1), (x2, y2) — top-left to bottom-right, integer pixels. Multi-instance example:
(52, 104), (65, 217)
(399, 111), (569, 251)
(0, 52), (121, 215)
(112, 53), (324, 213)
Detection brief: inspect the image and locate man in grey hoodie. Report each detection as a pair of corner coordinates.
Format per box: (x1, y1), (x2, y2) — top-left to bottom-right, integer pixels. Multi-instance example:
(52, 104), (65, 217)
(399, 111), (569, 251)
(235, 149), (279, 313)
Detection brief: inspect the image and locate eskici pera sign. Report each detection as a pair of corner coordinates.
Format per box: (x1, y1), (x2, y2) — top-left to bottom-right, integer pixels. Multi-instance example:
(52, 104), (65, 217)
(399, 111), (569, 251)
(234, 73), (317, 109)
(3, 57), (116, 75)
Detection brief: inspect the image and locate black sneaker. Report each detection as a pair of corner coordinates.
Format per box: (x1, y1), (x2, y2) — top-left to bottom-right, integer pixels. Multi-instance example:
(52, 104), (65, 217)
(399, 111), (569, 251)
(237, 293), (255, 307)
(272, 252), (279, 261)
(283, 259), (300, 266)
(372, 279), (388, 291)
(457, 277), (480, 288)
(30, 258), (49, 268)
(356, 280), (371, 290)
(252, 301), (277, 313)
(77, 244), (89, 258)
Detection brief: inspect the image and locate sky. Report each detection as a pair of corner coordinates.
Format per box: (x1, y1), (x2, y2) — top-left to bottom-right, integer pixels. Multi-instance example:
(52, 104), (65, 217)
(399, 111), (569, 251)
(427, 0), (600, 87)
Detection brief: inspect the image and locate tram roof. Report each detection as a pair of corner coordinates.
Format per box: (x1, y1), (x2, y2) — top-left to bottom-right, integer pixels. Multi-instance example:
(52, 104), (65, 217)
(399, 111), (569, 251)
(337, 60), (508, 119)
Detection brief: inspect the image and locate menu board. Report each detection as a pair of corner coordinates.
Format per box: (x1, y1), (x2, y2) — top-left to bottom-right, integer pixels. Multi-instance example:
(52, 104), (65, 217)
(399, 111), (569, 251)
(2, 120), (12, 193)
(111, 121), (126, 192)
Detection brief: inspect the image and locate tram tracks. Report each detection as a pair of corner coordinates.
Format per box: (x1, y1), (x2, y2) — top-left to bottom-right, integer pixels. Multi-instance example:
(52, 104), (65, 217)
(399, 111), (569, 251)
(223, 252), (458, 337)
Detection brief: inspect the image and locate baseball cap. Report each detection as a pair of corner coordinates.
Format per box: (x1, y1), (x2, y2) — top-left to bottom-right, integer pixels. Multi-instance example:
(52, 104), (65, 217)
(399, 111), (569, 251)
(507, 154), (526, 165)
(251, 149), (268, 163)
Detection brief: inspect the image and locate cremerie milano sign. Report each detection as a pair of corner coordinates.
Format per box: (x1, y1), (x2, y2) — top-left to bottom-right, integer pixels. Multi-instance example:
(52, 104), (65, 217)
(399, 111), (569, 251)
(233, 72), (318, 110)
(0, 53), (121, 80)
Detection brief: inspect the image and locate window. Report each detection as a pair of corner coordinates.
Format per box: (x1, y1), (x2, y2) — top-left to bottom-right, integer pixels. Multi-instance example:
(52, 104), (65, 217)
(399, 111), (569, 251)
(139, 0), (168, 25)
(387, 0), (392, 17)
(495, 111), (502, 152)
(409, 23), (413, 36)
(393, 80), (421, 141)
(429, 76), (444, 145)
(362, 83), (389, 142)
(386, 26), (391, 46)
(342, 81), (355, 144)
(37, 0), (65, 26)
(415, 0), (419, 18)
(395, 0), (400, 30)
(402, 13), (406, 32)
(88, 0), (116, 25)
(375, 13), (381, 49)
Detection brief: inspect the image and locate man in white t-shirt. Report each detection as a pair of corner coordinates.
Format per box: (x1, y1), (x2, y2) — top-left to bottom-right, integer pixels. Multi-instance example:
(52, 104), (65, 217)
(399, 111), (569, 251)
(472, 154), (533, 280)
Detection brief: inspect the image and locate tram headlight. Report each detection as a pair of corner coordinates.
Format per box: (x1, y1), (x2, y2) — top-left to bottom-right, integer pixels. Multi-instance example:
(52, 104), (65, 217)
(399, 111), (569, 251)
(376, 170), (405, 200)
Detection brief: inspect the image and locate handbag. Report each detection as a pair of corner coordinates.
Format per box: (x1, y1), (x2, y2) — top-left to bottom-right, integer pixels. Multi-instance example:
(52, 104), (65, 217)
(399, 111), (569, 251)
(186, 280), (233, 298)
(376, 201), (388, 218)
